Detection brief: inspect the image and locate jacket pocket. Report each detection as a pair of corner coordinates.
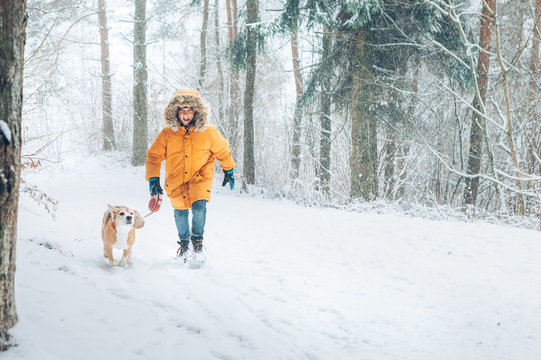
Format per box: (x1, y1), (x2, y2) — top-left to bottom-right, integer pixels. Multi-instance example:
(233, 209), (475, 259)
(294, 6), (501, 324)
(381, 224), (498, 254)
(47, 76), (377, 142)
(164, 172), (182, 198)
(198, 159), (215, 180)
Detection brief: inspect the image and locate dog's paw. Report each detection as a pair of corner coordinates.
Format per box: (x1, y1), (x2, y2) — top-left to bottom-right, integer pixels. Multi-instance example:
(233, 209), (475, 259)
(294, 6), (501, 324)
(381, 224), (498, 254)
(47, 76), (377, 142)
(119, 258), (128, 267)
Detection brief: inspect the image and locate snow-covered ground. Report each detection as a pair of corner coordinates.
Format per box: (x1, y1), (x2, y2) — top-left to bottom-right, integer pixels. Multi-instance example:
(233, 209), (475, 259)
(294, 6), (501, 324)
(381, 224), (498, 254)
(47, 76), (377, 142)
(5, 155), (541, 360)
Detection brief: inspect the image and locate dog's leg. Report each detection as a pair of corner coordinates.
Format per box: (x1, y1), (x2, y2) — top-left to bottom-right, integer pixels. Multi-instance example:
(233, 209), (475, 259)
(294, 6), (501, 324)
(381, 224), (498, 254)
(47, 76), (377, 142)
(120, 248), (131, 267)
(127, 249), (134, 265)
(104, 245), (115, 266)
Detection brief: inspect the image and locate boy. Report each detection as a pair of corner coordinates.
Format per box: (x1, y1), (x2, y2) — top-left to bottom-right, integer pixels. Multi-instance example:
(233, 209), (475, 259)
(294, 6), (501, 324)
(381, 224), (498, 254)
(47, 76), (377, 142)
(145, 89), (235, 256)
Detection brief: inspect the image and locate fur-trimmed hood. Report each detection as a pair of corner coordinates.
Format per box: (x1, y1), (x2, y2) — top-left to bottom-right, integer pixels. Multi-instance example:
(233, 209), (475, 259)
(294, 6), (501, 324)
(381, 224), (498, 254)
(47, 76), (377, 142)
(163, 89), (209, 132)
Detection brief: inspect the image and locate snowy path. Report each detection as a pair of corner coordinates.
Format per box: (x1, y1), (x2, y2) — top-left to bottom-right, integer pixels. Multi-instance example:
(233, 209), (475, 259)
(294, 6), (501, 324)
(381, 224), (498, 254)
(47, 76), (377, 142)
(7, 157), (541, 360)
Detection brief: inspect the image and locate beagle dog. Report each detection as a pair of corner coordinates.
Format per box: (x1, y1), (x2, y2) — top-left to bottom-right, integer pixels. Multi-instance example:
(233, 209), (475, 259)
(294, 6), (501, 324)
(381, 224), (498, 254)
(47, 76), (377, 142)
(101, 205), (144, 266)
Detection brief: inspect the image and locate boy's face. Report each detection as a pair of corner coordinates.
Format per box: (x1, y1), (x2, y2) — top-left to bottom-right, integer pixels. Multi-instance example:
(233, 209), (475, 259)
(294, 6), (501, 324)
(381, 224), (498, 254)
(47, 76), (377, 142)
(178, 107), (195, 126)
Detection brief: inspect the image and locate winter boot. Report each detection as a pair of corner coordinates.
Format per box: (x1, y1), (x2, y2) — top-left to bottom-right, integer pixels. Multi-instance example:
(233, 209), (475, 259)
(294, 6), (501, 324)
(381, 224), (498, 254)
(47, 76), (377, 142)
(176, 241), (189, 257)
(191, 235), (203, 253)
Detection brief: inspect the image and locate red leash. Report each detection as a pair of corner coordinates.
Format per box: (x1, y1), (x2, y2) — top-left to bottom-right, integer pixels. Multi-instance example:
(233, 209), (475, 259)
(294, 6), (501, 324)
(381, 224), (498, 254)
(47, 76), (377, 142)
(143, 193), (162, 218)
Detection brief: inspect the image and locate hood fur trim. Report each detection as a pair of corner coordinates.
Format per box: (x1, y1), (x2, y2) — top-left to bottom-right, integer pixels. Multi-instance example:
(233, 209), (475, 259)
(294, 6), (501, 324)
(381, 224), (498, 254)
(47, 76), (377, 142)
(163, 90), (209, 132)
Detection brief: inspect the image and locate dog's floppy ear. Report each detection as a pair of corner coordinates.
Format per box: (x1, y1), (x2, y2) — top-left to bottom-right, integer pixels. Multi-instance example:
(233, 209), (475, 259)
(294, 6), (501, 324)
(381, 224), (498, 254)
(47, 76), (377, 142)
(107, 204), (118, 213)
(133, 210), (145, 229)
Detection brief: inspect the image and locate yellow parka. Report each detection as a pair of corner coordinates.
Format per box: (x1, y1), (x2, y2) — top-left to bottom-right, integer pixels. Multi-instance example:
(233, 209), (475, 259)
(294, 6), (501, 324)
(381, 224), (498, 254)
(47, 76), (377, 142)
(145, 90), (235, 209)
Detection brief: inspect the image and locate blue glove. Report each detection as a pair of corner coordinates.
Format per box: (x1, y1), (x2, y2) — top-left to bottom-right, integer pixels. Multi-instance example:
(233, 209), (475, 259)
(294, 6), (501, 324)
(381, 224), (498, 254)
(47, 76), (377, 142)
(149, 177), (163, 195)
(222, 169), (234, 190)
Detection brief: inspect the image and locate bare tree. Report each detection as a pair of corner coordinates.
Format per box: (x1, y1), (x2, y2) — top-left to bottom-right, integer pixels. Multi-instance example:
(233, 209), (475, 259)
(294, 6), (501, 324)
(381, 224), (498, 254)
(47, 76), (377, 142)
(132, 0), (148, 166)
(494, 0), (525, 214)
(214, 0), (225, 126)
(290, 11), (304, 181)
(275, 0), (304, 182)
(243, 0), (259, 185)
(423, 0), (540, 215)
(463, 0), (496, 208)
(395, 74), (417, 199)
(517, 0), (525, 72)
(0, 0), (26, 349)
(98, 0), (115, 150)
(225, 0), (241, 154)
(528, 0), (541, 176)
(199, 0), (209, 89)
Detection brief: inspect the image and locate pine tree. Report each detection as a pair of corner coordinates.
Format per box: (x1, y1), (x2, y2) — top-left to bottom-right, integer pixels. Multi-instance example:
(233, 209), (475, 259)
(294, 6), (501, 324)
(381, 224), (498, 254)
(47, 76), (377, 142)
(285, 0), (467, 201)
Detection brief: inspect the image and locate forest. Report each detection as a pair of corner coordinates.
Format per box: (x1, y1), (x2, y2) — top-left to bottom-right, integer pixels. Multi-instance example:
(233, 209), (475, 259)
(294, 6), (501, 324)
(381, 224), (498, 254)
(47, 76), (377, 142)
(1, 0), (541, 352)
(14, 0), (541, 217)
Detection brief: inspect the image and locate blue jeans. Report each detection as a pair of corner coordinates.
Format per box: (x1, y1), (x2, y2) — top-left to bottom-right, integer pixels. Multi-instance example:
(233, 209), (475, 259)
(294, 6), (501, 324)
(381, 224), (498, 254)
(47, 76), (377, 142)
(174, 200), (207, 245)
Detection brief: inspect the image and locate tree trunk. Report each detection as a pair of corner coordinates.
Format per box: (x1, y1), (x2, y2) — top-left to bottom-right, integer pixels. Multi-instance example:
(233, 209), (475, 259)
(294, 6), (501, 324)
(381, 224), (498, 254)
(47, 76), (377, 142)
(231, 0), (240, 150)
(231, 0), (238, 37)
(132, 0), (148, 166)
(225, 0), (233, 40)
(350, 29), (377, 200)
(199, 0), (209, 90)
(225, 0), (240, 154)
(98, 0), (115, 151)
(463, 0), (495, 208)
(214, 0), (225, 127)
(383, 134), (396, 199)
(494, 1), (525, 215)
(383, 90), (400, 199)
(396, 143), (410, 199)
(290, 19), (304, 181)
(0, 0), (26, 349)
(396, 74), (417, 199)
(517, 0), (525, 71)
(319, 28), (332, 194)
(528, 0), (541, 176)
(243, 0), (258, 186)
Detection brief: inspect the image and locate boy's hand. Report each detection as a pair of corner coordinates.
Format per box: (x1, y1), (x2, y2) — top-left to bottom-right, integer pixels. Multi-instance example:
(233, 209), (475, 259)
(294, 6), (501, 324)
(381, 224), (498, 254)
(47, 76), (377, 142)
(149, 177), (164, 195)
(222, 169), (234, 190)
